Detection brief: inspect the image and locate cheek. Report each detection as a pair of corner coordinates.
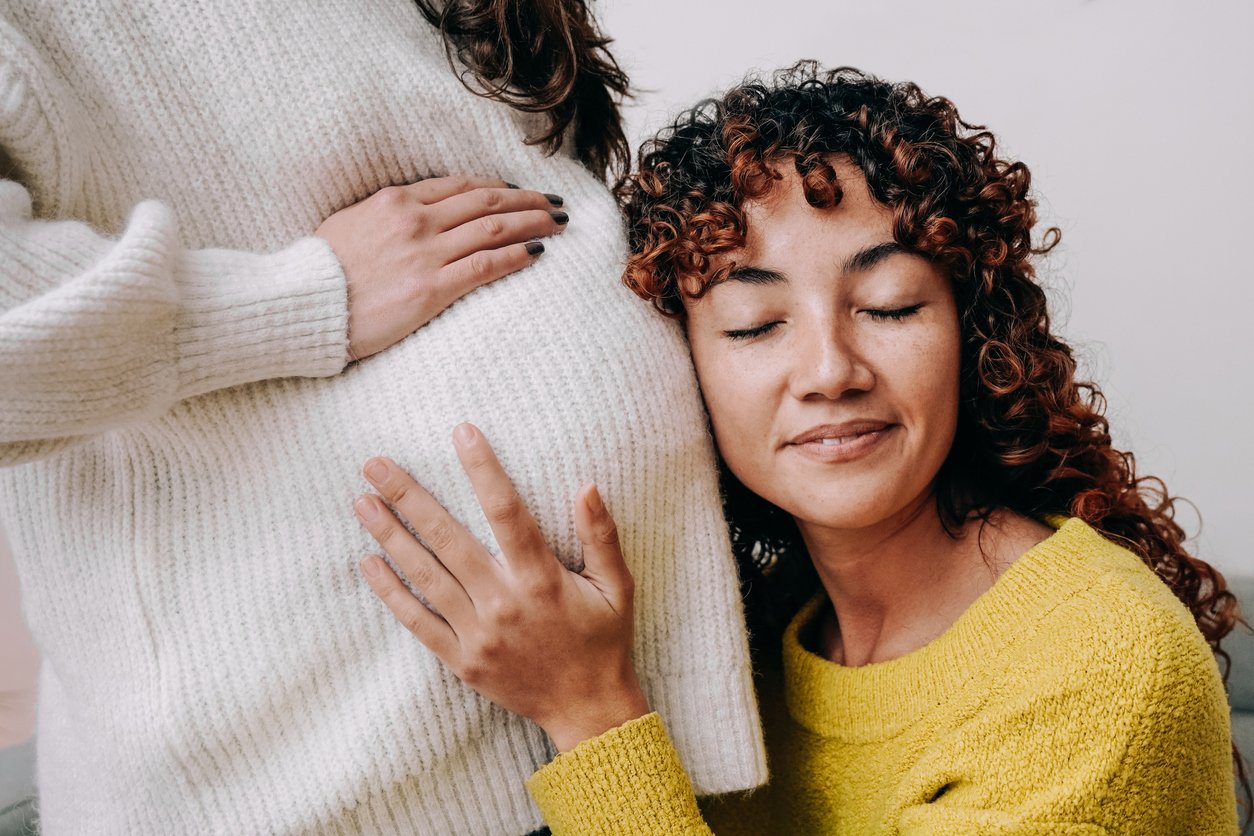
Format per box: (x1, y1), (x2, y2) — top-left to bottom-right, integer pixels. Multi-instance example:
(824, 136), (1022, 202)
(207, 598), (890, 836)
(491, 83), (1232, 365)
(691, 344), (743, 433)
(896, 316), (962, 451)
(689, 337), (772, 471)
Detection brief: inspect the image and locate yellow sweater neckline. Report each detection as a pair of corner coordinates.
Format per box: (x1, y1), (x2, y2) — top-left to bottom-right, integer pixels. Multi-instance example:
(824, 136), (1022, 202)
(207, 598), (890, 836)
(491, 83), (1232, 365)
(781, 517), (1136, 742)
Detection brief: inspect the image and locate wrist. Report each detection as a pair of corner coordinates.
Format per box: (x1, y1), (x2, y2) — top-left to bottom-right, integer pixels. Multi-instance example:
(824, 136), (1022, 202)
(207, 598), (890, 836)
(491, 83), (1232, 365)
(541, 684), (651, 753)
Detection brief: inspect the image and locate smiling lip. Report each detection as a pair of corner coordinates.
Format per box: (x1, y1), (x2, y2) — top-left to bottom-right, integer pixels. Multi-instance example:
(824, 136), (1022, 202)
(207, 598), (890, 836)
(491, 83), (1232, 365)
(786, 420), (895, 464)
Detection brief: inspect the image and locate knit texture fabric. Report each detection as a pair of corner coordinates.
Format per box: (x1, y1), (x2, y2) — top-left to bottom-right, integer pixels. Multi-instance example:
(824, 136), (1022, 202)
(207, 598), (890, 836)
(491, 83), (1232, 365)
(528, 518), (1238, 835)
(0, 3), (766, 833)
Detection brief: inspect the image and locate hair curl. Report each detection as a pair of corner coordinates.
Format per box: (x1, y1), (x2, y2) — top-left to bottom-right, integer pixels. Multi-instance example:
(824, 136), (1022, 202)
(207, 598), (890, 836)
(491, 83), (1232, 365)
(414, 0), (631, 182)
(616, 61), (1248, 807)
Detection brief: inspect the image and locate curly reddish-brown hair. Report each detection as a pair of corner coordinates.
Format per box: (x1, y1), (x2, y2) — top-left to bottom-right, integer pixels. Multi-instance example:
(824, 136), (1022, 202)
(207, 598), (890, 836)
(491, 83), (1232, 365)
(616, 62), (1247, 802)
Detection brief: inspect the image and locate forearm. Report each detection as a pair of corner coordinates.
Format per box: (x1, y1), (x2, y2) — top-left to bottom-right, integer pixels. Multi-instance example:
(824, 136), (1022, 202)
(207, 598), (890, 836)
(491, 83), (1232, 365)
(0, 183), (348, 464)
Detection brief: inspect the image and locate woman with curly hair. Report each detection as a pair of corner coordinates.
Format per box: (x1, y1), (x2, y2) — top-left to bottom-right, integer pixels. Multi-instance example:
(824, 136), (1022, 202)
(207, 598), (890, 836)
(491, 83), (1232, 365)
(354, 63), (1243, 833)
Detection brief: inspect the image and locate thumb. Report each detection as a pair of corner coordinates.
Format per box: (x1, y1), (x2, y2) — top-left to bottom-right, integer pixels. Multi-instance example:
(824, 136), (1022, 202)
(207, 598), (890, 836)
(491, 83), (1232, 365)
(574, 483), (634, 612)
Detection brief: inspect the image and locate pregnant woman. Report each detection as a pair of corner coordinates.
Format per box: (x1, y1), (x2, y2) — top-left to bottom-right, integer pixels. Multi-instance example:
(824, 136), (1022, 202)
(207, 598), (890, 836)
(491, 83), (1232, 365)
(0, 2), (764, 832)
(357, 64), (1242, 833)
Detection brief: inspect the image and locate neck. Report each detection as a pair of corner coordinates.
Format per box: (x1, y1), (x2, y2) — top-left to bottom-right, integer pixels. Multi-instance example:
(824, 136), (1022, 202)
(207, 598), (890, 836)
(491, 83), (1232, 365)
(798, 495), (1006, 667)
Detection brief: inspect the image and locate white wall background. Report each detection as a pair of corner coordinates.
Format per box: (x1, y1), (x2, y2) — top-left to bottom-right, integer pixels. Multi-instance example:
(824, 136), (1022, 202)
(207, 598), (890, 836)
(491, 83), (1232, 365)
(2, 0), (1253, 745)
(602, 0), (1254, 575)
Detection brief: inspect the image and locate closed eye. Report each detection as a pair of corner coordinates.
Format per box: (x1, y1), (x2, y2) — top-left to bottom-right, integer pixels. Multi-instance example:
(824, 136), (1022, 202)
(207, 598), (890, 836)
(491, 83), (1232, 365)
(864, 304), (922, 321)
(723, 321), (781, 341)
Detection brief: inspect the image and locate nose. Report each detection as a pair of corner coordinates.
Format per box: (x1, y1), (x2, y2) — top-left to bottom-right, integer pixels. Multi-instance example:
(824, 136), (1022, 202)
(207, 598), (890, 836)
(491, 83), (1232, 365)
(788, 319), (874, 401)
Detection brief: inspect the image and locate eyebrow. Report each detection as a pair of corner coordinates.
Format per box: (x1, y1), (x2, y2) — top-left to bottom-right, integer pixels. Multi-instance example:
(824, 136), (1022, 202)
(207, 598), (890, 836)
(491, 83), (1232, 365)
(724, 265), (787, 285)
(842, 241), (906, 274)
(724, 241), (905, 286)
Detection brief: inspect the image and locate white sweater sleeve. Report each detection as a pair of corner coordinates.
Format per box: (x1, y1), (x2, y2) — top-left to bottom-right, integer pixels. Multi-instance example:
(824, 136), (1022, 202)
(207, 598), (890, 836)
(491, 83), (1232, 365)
(0, 180), (349, 466)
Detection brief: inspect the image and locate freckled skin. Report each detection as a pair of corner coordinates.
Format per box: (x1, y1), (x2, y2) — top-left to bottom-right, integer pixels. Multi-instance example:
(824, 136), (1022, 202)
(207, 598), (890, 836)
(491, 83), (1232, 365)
(685, 159), (961, 540)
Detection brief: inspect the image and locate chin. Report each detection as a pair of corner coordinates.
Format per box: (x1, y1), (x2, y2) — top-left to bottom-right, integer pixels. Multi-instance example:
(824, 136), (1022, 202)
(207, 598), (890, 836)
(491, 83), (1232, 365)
(774, 480), (933, 536)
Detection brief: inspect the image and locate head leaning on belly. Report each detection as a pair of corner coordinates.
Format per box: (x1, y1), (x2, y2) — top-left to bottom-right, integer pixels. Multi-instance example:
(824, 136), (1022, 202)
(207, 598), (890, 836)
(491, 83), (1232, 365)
(613, 60), (1241, 737)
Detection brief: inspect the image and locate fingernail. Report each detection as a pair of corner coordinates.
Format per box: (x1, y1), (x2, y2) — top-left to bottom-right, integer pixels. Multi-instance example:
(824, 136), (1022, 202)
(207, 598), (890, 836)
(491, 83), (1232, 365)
(505, 181), (520, 189)
(364, 459), (389, 483)
(550, 211), (569, 225)
(354, 496), (379, 520)
(360, 556), (381, 578)
(453, 423), (476, 447)
(545, 193), (564, 206)
(526, 240), (545, 257)
(585, 484), (604, 515)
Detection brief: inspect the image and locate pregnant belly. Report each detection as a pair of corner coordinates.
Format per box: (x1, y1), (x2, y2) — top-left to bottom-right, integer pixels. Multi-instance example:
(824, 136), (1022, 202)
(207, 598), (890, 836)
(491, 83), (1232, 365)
(11, 251), (711, 822)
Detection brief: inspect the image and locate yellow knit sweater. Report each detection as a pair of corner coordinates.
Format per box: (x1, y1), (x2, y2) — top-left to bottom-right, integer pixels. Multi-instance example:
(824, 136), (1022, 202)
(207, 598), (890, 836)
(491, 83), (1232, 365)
(527, 518), (1237, 834)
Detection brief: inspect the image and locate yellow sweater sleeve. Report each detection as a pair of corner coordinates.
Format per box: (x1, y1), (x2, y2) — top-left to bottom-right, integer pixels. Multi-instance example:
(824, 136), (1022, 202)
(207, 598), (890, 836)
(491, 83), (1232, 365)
(526, 713), (714, 835)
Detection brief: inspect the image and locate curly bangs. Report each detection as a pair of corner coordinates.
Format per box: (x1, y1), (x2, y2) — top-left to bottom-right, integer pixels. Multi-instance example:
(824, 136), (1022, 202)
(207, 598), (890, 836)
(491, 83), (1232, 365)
(617, 62), (1052, 317)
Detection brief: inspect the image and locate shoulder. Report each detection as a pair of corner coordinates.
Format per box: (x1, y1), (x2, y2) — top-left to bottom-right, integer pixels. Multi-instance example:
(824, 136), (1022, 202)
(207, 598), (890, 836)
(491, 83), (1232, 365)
(997, 518), (1229, 747)
(911, 519), (1236, 830)
(1026, 519), (1215, 675)
(984, 519), (1238, 828)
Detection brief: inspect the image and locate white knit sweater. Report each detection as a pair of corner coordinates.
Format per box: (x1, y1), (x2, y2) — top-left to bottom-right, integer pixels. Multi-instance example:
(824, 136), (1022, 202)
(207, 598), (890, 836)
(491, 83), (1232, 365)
(0, 3), (766, 833)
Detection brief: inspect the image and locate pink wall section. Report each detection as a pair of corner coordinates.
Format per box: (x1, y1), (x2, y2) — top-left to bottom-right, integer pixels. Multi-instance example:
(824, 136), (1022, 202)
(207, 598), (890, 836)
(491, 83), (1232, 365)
(0, 527), (38, 748)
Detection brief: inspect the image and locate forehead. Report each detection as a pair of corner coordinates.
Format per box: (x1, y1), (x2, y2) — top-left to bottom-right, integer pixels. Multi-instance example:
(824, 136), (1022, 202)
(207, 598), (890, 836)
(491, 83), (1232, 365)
(732, 157), (894, 268)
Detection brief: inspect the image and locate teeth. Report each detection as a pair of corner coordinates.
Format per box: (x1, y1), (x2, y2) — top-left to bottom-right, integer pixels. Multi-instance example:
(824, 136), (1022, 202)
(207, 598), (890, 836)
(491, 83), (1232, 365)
(820, 437), (847, 446)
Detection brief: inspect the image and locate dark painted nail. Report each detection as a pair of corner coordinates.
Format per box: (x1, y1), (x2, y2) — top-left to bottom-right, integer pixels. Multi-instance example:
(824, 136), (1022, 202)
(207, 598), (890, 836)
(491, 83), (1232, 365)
(545, 193), (564, 206)
(526, 240), (545, 256)
(505, 182), (520, 189)
(550, 211), (569, 225)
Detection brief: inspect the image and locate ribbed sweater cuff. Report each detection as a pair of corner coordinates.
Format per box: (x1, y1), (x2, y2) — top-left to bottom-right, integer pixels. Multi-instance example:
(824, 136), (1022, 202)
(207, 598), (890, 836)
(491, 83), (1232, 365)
(527, 713), (709, 835)
(646, 664), (766, 794)
(174, 235), (348, 398)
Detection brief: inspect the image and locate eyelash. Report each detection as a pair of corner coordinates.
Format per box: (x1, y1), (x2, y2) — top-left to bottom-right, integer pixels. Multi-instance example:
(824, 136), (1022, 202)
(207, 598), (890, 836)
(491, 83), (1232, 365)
(722, 305), (923, 341)
(865, 304), (923, 321)
(723, 322), (780, 341)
